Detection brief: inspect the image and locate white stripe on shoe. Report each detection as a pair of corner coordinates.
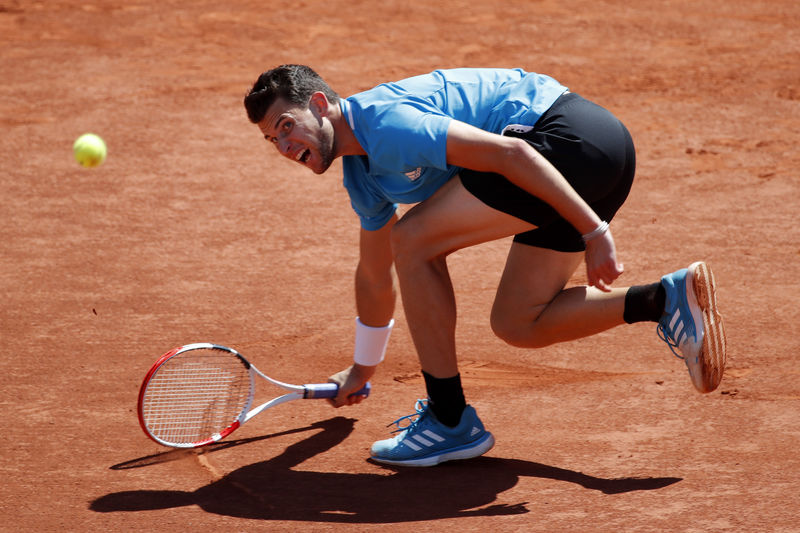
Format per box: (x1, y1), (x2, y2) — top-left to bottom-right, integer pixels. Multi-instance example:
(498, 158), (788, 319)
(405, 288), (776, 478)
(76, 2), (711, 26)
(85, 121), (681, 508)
(411, 434), (434, 446)
(422, 430), (445, 442)
(669, 310), (689, 349)
(403, 439), (422, 451)
(410, 429), (446, 448)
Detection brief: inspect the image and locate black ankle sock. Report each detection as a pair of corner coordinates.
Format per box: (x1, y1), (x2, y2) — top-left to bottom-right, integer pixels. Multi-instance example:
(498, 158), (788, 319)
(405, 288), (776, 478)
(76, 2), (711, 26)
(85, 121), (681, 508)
(623, 282), (666, 324)
(422, 371), (467, 427)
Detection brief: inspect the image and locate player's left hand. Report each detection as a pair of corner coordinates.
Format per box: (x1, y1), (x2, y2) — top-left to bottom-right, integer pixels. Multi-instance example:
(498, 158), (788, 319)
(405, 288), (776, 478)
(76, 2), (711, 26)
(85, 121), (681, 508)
(584, 229), (623, 291)
(327, 363), (376, 408)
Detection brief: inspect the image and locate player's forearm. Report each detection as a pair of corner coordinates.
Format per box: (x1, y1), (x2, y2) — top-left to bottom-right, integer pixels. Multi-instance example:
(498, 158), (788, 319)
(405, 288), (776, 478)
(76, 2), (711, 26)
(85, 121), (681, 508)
(446, 121), (602, 236)
(501, 139), (602, 236)
(354, 261), (397, 326)
(352, 264), (396, 368)
(355, 217), (398, 326)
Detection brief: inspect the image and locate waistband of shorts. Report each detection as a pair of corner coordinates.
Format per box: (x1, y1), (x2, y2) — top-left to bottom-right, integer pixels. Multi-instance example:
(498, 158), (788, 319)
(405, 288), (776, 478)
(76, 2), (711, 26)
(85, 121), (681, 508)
(501, 91), (582, 137)
(548, 89), (582, 111)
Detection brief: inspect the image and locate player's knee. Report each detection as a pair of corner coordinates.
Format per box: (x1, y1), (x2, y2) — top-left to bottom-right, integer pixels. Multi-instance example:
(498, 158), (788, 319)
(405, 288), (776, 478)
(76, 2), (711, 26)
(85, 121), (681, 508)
(490, 309), (524, 347)
(490, 307), (552, 348)
(389, 218), (415, 265)
(390, 216), (438, 267)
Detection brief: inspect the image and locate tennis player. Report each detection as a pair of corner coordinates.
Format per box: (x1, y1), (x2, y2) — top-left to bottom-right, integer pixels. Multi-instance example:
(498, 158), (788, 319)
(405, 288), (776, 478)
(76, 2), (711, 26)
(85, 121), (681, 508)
(244, 65), (726, 467)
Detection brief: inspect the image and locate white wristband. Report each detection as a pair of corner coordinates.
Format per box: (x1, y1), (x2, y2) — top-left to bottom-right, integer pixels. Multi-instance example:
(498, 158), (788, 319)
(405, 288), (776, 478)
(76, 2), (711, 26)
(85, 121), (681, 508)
(353, 317), (394, 366)
(581, 221), (609, 243)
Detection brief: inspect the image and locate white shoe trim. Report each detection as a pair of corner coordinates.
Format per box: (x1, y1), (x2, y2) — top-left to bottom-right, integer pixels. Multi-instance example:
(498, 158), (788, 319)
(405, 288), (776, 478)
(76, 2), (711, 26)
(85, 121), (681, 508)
(373, 432), (496, 467)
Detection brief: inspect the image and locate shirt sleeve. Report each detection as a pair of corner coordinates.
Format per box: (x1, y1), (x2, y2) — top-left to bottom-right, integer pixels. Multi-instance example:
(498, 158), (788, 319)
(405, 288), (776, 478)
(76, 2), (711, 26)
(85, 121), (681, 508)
(348, 191), (396, 231)
(371, 105), (452, 172)
(355, 98), (453, 175)
(341, 93), (456, 230)
(342, 155), (397, 230)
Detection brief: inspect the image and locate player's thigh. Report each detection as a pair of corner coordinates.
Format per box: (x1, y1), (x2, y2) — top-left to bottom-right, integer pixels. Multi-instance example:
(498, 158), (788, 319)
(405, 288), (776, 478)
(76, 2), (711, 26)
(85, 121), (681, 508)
(492, 242), (583, 324)
(391, 175), (535, 261)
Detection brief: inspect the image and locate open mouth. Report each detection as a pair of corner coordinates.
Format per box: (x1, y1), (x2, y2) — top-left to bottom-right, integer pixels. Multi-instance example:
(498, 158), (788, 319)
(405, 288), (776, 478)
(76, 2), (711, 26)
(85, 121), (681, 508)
(295, 149), (310, 164)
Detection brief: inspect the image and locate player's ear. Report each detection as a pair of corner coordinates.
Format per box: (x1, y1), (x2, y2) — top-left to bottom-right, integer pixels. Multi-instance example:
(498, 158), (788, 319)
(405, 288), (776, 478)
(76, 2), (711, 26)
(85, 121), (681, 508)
(308, 91), (330, 116)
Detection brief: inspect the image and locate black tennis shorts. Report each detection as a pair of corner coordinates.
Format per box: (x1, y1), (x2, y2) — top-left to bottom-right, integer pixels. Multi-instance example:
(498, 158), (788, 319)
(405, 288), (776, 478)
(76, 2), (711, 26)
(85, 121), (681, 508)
(461, 92), (636, 252)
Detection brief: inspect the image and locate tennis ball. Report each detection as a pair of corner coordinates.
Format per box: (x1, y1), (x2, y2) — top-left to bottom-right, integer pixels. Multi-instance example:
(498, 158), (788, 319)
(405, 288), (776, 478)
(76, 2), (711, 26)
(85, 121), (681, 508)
(73, 133), (107, 168)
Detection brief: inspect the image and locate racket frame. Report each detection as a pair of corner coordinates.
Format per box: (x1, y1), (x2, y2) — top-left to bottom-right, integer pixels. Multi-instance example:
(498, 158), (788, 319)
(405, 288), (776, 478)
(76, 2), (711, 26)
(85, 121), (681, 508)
(137, 343), (367, 448)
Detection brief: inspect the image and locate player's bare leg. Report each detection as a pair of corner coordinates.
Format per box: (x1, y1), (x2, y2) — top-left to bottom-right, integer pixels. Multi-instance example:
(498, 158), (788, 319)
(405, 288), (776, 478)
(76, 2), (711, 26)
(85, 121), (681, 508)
(490, 243), (627, 348)
(391, 177), (629, 377)
(370, 176), (724, 466)
(371, 176), (632, 466)
(390, 177), (533, 379)
(371, 177), (524, 465)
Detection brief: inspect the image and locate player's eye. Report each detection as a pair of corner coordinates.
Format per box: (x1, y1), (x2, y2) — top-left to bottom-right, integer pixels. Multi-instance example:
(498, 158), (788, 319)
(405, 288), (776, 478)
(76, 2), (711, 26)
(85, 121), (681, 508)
(265, 118), (293, 146)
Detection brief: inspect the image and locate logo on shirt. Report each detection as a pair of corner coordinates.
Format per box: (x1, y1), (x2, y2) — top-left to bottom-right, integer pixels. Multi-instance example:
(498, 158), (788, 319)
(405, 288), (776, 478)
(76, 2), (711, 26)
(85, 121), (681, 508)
(404, 167), (422, 181)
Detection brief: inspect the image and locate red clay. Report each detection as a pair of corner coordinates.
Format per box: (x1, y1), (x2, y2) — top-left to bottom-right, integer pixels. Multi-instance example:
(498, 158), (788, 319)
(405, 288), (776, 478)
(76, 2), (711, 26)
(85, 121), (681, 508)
(2, 1), (799, 531)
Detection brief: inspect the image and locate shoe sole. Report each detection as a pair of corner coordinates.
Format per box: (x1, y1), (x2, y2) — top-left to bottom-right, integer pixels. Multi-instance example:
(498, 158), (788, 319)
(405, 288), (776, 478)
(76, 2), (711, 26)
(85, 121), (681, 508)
(371, 432), (495, 467)
(687, 261), (727, 393)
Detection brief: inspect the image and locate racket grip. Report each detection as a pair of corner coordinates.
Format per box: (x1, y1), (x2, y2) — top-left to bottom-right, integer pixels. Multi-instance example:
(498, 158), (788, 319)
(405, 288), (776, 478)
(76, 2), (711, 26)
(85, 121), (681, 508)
(304, 382), (371, 399)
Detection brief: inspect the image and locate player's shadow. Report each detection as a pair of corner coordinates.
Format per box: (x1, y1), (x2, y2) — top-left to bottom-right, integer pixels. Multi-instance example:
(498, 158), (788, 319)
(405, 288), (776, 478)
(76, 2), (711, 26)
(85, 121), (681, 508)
(91, 416), (681, 523)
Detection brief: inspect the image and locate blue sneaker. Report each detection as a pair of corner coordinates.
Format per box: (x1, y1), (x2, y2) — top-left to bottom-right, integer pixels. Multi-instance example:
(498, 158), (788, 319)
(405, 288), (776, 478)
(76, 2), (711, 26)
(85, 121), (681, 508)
(658, 261), (726, 393)
(370, 400), (495, 467)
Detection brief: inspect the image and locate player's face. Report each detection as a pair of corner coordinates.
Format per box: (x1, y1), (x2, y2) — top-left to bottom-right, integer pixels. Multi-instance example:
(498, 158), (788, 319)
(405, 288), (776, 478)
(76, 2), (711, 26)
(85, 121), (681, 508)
(258, 97), (335, 174)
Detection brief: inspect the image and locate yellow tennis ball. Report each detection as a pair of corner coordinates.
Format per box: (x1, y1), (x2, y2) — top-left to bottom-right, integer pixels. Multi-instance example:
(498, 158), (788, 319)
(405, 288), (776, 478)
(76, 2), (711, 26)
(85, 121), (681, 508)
(73, 133), (107, 168)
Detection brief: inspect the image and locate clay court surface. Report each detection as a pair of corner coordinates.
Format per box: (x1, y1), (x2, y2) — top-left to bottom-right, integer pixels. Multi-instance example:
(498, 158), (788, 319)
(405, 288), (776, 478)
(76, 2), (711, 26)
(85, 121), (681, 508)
(2, 0), (799, 531)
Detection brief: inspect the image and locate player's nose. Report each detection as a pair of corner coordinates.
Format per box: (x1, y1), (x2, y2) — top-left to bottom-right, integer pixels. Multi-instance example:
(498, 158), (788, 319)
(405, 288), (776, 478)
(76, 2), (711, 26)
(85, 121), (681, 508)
(275, 139), (292, 158)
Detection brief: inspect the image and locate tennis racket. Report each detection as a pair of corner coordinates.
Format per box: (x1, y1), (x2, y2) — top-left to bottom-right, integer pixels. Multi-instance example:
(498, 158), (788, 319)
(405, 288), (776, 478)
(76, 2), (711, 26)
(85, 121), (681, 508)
(137, 342), (370, 448)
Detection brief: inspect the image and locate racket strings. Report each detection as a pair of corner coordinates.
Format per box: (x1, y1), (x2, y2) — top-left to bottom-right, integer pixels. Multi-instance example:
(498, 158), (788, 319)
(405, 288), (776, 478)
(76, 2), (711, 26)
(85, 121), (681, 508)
(141, 349), (252, 445)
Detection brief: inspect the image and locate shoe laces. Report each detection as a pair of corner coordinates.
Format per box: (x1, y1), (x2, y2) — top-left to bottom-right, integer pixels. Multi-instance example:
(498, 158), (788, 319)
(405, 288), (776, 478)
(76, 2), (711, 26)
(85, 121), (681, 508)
(657, 323), (684, 360)
(387, 399), (429, 434)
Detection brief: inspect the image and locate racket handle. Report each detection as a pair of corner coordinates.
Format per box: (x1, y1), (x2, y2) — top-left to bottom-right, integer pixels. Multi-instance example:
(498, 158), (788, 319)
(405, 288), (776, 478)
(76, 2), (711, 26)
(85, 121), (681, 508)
(303, 382), (371, 399)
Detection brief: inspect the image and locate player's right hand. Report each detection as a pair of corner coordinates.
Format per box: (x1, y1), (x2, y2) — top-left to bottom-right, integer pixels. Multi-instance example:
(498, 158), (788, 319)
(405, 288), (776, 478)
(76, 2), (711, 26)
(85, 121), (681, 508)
(327, 363), (376, 407)
(584, 228), (623, 291)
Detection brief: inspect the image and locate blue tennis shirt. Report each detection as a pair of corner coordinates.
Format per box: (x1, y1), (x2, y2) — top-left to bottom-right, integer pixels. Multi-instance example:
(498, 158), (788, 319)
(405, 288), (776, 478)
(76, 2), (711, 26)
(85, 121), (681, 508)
(340, 68), (567, 230)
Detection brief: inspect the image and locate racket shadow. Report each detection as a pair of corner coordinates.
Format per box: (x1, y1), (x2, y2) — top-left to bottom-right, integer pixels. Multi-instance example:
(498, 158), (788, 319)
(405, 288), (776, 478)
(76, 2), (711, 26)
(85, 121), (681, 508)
(92, 416), (682, 524)
(109, 425), (318, 470)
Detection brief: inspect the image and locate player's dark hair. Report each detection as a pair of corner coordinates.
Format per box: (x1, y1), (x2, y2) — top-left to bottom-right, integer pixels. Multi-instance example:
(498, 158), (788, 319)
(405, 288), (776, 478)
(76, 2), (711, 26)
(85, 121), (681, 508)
(244, 64), (340, 124)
